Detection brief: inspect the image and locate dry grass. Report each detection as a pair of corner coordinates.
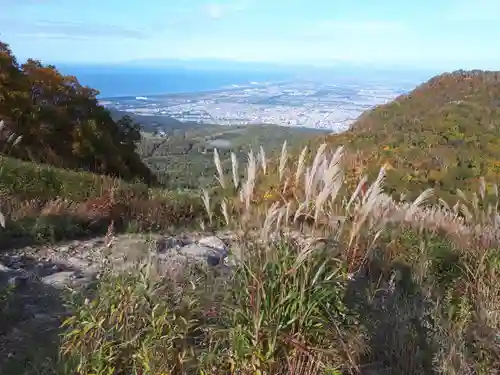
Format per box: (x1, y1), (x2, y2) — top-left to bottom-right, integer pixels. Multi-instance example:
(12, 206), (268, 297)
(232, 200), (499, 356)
(3, 140), (499, 374)
(0, 188), (213, 251)
(201, 141), (500, 374)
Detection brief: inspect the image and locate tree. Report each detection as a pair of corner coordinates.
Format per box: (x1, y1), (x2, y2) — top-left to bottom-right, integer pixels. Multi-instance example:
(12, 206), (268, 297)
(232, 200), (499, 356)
(0, 40), (155, 184)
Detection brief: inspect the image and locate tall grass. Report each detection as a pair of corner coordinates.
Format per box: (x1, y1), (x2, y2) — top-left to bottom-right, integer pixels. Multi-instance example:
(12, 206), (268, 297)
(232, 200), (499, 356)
(58, 141), (500, 374)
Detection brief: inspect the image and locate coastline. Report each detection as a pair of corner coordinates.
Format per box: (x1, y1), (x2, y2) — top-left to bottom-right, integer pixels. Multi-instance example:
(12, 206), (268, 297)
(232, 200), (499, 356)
(99, 80), (292, 101)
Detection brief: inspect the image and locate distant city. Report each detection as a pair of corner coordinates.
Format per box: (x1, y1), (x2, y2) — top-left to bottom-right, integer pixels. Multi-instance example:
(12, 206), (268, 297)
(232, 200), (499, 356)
(100, 80), (412, 132)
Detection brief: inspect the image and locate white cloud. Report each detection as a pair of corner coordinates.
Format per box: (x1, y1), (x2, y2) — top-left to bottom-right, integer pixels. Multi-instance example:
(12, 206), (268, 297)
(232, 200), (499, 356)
(205, 3), (224, 19)
(1, 18), (148, 40)
(11, 32), (92, 41)
(203, 1), (249, 20)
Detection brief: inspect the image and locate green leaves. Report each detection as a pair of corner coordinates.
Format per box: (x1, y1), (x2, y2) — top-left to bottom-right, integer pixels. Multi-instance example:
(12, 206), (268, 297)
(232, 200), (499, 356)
(0, 41), (154, 185)
(209, 238), (357, 373)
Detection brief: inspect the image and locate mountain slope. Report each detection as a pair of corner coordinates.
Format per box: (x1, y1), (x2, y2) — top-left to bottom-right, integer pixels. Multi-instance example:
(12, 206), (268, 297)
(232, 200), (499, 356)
(0, 41), (154, 185)
(322, 70), (500, 200)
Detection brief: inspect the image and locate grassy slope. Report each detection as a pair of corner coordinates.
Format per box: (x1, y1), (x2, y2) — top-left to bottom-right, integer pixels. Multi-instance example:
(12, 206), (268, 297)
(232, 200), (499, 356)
(320, 70), (500, 201)
(0, 156), (212, 247)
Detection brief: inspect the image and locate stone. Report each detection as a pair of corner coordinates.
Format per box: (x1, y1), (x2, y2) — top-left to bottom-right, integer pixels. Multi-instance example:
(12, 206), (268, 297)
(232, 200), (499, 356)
(7, 255), (22, 264)
(198, 235), (228, 250)
(5, 255), (23, 269)
(41, 271), (75, 288)
(65, 256), (92, 270)
(178, 243), (227, 266)
(155, 236), (187, 253)
(0, 263), (12, 273)
(33, 313), (55, 322)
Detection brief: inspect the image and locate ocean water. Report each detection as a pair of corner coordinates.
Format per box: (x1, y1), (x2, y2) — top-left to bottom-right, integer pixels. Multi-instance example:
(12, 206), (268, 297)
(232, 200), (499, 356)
(57, 65), (293, 98)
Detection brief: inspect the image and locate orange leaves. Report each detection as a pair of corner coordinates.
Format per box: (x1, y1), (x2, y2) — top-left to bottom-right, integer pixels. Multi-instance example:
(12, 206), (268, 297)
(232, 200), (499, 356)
(0, 40), (154, 184)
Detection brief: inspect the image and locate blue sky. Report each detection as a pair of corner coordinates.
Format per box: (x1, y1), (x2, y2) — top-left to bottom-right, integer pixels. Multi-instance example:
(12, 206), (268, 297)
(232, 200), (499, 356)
(1, 0), (499, 70)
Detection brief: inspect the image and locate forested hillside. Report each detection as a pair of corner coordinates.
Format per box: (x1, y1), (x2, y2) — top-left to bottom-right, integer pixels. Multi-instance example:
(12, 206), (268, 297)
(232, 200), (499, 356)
(0, 41), (154, 184)
(322, 70), (500, 200)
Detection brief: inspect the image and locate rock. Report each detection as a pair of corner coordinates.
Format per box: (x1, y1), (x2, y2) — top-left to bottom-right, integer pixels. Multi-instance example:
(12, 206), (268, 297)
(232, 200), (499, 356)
(35, 262), (45, 271)
(7, 255), (22, 265)
(65, 256), (92, 270)
(151, 253), (190, 280)
(155, 236), (188, 253)
(41, 271), (75, 288)
(198, 236), (228, 252)
(0, 263), (12, 273)
(33, 313), (55, 322)
(57, 245), (70, 253)
(178, 243), (227, 266)
(5, 255), (23, 269)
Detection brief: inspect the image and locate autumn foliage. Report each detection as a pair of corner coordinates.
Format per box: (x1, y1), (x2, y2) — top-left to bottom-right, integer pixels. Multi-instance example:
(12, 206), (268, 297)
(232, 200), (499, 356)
(321, 70), (500, 201)
(0, 40), (154, 184)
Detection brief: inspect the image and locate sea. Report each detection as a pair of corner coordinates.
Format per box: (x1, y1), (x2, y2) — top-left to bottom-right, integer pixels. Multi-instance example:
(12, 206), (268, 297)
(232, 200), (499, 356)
(57, 65), (294, 98)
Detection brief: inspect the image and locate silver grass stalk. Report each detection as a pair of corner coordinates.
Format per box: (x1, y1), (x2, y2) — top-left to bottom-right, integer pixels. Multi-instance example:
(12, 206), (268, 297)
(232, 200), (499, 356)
(362, 166), (386, 206)
(261, 201), (280, 240)
(314, 159), (343, 222)
(293, 201), (307, 223)
(6, 133), (16, 144)
(323, 147), (344, 189)
(346, 175), (368, 212)
(456, 189), (468, 203)
(230, 152), (239, 189)
(243, 150), (257, 212)
(221, 199), (230, 226)
(479, 177), (486, 201)
(405, 188), (434, 221)
(213, 148), (226, 189)
(304, 167), (312, 206)
(328, 146), (344, 171)
(310, 143), (327, 178)
(327, 165), (344, 205)
(259, 145), (267, 175)
(12, 135), (22, 147)
(472, 192), (479, 212)
(295, 146), (308, 186)
(307, 143), (327, 202)
(349, 166), (386, 248)
(460, 203), (473, 222)
(201, 189), (213, 224)
(275, 206), (286, 232)
(438, 198), (451, 211)
(282, 177), (289, 195)
(279, 141), (288, 182)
